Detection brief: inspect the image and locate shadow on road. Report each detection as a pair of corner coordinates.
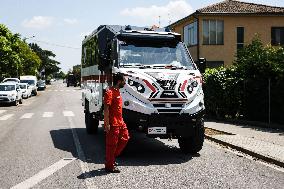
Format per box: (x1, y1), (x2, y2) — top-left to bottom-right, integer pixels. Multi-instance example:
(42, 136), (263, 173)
(50, 127), (194, 170)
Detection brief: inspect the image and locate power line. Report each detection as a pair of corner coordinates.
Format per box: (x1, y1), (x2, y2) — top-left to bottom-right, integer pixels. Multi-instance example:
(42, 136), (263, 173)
(28, 39), (80, 50)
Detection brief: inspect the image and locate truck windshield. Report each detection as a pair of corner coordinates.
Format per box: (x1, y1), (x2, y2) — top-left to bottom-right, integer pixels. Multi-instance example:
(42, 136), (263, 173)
(119, 42), (195, 69)
(20, 80), (35, 85)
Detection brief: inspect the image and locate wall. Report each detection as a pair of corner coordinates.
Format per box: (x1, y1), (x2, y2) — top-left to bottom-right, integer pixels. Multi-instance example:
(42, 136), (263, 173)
(172, 14), (284, 67)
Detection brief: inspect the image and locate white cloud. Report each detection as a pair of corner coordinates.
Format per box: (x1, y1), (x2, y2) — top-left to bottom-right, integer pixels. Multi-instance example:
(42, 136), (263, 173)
(120, 0), (193, 27)
(63, 18), (78, 25)
(22, 16), (54, 29)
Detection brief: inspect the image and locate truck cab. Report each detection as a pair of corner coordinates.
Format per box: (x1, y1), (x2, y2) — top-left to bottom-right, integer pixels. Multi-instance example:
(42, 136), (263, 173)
(82, 25), (205, 154)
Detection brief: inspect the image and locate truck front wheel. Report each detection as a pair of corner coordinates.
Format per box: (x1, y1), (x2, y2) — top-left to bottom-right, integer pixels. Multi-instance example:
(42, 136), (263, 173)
(85, 111), (99, 134)
(178, 118), (205, 154)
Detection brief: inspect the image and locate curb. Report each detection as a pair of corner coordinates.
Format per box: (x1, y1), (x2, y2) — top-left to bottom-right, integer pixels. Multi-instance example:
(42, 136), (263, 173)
(205, 134), (284, 168)
(205, 118), (284, 131)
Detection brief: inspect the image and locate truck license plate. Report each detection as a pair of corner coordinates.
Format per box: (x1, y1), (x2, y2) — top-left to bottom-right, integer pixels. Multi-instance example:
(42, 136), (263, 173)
(148, 127), (167, 134)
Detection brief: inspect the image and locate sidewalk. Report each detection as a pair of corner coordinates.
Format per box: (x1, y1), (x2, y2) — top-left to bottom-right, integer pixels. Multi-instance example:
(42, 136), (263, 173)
(204, 121), (284, 168)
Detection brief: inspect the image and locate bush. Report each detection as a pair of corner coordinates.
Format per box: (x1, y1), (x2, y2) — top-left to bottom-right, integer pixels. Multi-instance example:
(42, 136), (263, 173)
(203, 67), (243, 118)
(203, 35), (284, 124)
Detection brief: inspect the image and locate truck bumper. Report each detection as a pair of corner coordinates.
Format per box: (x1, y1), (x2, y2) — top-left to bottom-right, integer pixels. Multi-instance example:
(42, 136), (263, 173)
(123, 109), (205, 138)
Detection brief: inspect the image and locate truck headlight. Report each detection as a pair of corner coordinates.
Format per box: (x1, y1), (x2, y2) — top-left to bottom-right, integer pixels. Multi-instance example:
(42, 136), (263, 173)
(137, 84), (145, 93)
(127, 78), (145, 93)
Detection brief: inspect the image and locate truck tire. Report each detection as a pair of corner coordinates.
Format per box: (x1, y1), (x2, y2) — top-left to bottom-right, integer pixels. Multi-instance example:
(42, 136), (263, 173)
(85, 111), (99, 134)
(178, 118), (205, 154)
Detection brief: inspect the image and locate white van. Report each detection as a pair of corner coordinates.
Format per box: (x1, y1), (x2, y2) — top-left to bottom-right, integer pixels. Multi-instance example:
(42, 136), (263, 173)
(20, 76), (38, 96)
(2, 78), (20, 83)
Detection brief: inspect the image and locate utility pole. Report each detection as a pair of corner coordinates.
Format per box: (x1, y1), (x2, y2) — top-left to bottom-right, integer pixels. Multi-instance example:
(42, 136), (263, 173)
(158, 16), (161, 28)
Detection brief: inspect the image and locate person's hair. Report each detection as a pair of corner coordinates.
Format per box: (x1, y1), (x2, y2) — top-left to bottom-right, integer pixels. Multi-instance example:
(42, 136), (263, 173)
(112, 73), (124, 85)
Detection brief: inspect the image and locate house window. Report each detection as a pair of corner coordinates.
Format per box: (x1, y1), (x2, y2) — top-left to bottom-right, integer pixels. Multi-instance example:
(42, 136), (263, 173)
(183, 21), (197, 46)
(237, 27), (244, 50)
(271, 27), (284, 46)
(203, 20), (224, 45)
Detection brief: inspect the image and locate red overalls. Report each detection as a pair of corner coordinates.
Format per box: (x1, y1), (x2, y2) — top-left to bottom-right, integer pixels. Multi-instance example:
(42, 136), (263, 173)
(104, 87), (129, 170)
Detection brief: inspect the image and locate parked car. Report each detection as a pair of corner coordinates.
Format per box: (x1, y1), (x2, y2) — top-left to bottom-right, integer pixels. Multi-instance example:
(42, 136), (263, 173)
(20, 75), (37, 96)
(2, 78), (20, 83)
(19, 83), (32, 99)
(37, 80), (46, 90)
(0, 83), (23, 106)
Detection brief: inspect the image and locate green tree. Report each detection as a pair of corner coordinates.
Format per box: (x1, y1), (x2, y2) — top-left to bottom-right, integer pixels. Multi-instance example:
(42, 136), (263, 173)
(18, 40), (41, 75)
(29, 43), (61, 79)
(72, 64), (81, 83)
(54, 71), (66, 79)
(234, 35), (284, 79)
(0, 24), (41, 78)
(0, 24), (21, 78)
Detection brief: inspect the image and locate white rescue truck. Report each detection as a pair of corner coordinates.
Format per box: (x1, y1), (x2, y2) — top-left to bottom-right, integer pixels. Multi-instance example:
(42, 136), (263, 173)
(81, 25), (206, 154)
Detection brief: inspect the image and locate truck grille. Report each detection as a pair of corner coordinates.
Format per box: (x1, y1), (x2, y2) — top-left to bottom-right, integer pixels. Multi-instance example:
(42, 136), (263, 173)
(153, 103), (184, 114)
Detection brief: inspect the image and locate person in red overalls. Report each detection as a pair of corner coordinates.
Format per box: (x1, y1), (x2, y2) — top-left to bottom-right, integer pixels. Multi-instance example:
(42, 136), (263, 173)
(104, 73), (129, 173)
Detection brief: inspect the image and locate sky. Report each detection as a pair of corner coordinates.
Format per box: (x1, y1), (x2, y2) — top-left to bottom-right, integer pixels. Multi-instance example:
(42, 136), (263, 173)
(1, 0), (284, 73)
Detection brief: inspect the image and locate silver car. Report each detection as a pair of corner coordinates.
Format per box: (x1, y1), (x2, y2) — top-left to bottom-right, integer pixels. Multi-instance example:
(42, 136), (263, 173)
(19, 83), (32, 99)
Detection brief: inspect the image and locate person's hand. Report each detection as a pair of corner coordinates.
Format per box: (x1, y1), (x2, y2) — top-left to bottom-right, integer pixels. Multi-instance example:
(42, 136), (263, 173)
(104, 123), (110, 133)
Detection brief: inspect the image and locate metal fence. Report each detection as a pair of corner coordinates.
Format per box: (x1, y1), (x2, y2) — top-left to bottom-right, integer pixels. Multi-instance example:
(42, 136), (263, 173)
(243, 78), (284, 125)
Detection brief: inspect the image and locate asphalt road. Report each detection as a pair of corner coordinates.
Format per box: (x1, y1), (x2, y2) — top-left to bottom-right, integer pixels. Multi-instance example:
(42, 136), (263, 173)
(0, 81), (283, 189)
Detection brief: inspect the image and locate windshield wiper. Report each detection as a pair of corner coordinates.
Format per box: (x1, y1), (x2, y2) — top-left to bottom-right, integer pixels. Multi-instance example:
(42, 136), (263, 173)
(152, 64), (186, 70)
(121, 63), (143, 68)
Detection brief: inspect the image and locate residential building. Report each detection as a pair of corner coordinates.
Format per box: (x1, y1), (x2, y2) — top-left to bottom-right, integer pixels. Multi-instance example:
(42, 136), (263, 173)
(168, 0), (284, 68)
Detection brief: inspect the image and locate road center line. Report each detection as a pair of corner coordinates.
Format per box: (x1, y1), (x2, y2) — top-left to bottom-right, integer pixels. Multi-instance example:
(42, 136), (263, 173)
(67, 116), (97, 189)
(11, 158), (76, 189)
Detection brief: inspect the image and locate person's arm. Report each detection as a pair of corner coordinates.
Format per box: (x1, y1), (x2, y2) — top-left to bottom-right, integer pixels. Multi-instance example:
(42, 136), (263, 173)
(103, 90), (112, 133)
(104, 103), (110, 133)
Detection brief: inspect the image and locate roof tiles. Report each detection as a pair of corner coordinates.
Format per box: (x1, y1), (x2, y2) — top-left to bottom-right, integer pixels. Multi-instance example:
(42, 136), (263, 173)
(197, 0), (284, 14)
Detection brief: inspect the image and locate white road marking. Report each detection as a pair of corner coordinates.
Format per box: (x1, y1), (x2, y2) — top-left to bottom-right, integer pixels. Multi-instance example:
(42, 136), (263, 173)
(20, 113), (34, 119)
(0, 114), (14, 121)
(11, 158), (76, 189)
(0, 110), (7, 115)
(63, 111), (74, 117)
(72, 90), (76, 92)
(66, 90), (70, 92)
(42, 112), (53, 118)
(60, 90), (64, 92)
(54, 90), (58, 92)
(67, 116), (97, 188)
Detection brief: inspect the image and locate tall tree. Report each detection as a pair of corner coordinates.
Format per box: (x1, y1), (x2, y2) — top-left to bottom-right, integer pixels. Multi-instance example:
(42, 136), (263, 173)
(0, 24), (41, 79)
(29, 43), (60, 79)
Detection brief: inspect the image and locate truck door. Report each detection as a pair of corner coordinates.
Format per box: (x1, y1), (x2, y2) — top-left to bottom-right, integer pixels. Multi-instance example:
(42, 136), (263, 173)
(89, 81), (102, 113)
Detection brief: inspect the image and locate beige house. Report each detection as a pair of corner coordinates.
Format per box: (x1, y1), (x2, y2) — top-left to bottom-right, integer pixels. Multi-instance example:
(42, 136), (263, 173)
(169, 0), (284, 68)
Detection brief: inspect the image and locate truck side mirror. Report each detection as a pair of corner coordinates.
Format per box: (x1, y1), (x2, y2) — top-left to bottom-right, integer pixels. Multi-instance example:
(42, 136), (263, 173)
(197, 58), (206, 73)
